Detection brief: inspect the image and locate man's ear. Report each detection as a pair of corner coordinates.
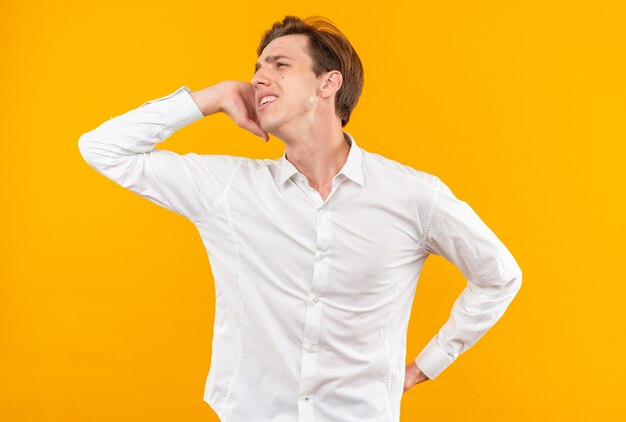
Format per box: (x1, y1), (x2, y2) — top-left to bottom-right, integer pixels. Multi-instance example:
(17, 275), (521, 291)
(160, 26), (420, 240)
(320, 70), (343, 99)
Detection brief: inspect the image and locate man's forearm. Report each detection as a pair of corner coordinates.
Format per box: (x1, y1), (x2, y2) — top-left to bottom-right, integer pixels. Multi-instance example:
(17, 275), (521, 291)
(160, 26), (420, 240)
(77, 85), (210, 220)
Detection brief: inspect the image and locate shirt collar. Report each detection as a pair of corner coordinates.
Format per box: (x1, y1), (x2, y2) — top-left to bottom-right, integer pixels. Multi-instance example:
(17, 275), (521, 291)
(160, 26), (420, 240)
(278, 131), (364, 187)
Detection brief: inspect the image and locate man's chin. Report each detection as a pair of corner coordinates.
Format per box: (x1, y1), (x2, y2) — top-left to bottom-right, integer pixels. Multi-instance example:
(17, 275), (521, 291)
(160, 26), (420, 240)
(259, 119), (279, 135)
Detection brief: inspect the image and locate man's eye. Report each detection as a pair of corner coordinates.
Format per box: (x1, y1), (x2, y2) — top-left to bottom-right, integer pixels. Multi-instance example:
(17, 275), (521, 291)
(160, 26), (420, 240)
(277, 63), (287, 68)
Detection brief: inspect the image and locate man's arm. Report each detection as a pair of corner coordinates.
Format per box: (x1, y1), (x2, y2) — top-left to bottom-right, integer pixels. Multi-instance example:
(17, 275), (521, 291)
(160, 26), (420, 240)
(77, 82), (266, 221)
(412, 176), (523, 382)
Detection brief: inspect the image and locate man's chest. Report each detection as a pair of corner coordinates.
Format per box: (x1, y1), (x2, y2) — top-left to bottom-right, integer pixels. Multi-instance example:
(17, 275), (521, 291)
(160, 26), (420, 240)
(215, 181), (426, 296)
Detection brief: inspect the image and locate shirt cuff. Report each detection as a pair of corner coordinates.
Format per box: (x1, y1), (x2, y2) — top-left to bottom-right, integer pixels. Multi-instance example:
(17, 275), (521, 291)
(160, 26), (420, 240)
(143, 85), (205, 132)
(414, 335), (455, 380)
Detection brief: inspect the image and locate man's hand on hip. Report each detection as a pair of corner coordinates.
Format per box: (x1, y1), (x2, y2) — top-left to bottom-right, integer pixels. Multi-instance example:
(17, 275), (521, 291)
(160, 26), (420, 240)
(403, 361), (429, 393)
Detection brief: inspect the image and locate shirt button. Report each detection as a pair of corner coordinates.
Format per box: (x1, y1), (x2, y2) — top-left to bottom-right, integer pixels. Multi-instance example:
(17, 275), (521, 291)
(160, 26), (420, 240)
(308, 345), (317, 353)
(319, 209), (326, 215)
(312, 296), (319, 304)
(304, 396), (312, 402)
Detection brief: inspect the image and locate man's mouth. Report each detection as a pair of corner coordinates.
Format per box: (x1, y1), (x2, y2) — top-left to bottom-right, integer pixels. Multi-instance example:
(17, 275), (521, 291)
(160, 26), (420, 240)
(259, 96), (278, 111)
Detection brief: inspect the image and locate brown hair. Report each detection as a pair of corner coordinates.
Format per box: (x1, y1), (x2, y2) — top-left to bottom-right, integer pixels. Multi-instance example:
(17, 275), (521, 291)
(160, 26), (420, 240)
(256, 16), (364, 127)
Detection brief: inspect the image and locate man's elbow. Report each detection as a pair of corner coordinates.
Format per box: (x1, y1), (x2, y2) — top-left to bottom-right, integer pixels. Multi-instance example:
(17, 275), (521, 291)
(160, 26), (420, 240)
(495, 268), (522, 298)
(77, 133), (113, 170)
(509, 268), (522, 296)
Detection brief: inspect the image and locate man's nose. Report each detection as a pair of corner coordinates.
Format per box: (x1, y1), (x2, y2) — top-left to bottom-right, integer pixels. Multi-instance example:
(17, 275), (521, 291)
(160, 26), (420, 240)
(251, 70), (270, 86)
(251, 76), (266, 86)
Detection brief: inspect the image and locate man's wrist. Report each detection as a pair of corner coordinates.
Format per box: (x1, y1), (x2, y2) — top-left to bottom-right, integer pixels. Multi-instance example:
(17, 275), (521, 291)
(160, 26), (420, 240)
(189, 82), (227, 117)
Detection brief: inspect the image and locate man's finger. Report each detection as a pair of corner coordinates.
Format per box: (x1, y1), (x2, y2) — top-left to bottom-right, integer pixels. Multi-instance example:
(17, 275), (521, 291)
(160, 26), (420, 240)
(242, 118), (269, 142)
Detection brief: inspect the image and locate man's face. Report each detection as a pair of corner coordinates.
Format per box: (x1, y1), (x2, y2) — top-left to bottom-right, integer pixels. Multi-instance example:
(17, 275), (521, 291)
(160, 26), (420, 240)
(253, 34), (325, 134)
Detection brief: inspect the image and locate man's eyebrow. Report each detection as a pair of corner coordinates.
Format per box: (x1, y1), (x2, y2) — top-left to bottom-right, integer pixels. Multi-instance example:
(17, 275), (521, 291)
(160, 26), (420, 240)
(254, 55), (294, 72)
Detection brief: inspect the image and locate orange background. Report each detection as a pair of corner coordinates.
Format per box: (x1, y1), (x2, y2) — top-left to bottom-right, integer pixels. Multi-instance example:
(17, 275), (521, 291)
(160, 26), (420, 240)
(2, 0), (625, 420)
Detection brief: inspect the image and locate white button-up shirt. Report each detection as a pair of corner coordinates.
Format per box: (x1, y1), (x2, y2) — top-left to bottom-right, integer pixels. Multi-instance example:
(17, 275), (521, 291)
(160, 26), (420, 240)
(78, 86), (522, 422)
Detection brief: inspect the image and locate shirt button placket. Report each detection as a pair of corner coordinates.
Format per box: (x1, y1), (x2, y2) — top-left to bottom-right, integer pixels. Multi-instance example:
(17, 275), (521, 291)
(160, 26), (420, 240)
(297, 207), (332, 422)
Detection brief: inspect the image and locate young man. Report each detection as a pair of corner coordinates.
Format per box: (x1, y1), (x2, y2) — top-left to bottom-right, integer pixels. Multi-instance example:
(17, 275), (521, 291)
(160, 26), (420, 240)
(78, 15), (522, 422)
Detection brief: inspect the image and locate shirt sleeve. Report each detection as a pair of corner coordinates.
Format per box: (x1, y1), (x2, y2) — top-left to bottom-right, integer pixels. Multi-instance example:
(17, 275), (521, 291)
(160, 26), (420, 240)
(77, 85), (243, 222)
(413, 176), (523, 380)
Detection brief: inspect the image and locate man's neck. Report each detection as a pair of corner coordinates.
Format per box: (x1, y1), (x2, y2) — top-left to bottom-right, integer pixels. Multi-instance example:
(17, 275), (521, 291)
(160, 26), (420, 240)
(282, 125), (350, 193)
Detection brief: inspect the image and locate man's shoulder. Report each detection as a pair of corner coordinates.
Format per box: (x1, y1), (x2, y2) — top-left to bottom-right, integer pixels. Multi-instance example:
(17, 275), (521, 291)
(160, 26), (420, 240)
(361, 149), (439, 193)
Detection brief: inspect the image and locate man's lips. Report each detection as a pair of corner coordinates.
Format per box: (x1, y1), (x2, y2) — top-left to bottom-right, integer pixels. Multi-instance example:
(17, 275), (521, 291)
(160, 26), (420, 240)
(259, 97), (277, 111)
